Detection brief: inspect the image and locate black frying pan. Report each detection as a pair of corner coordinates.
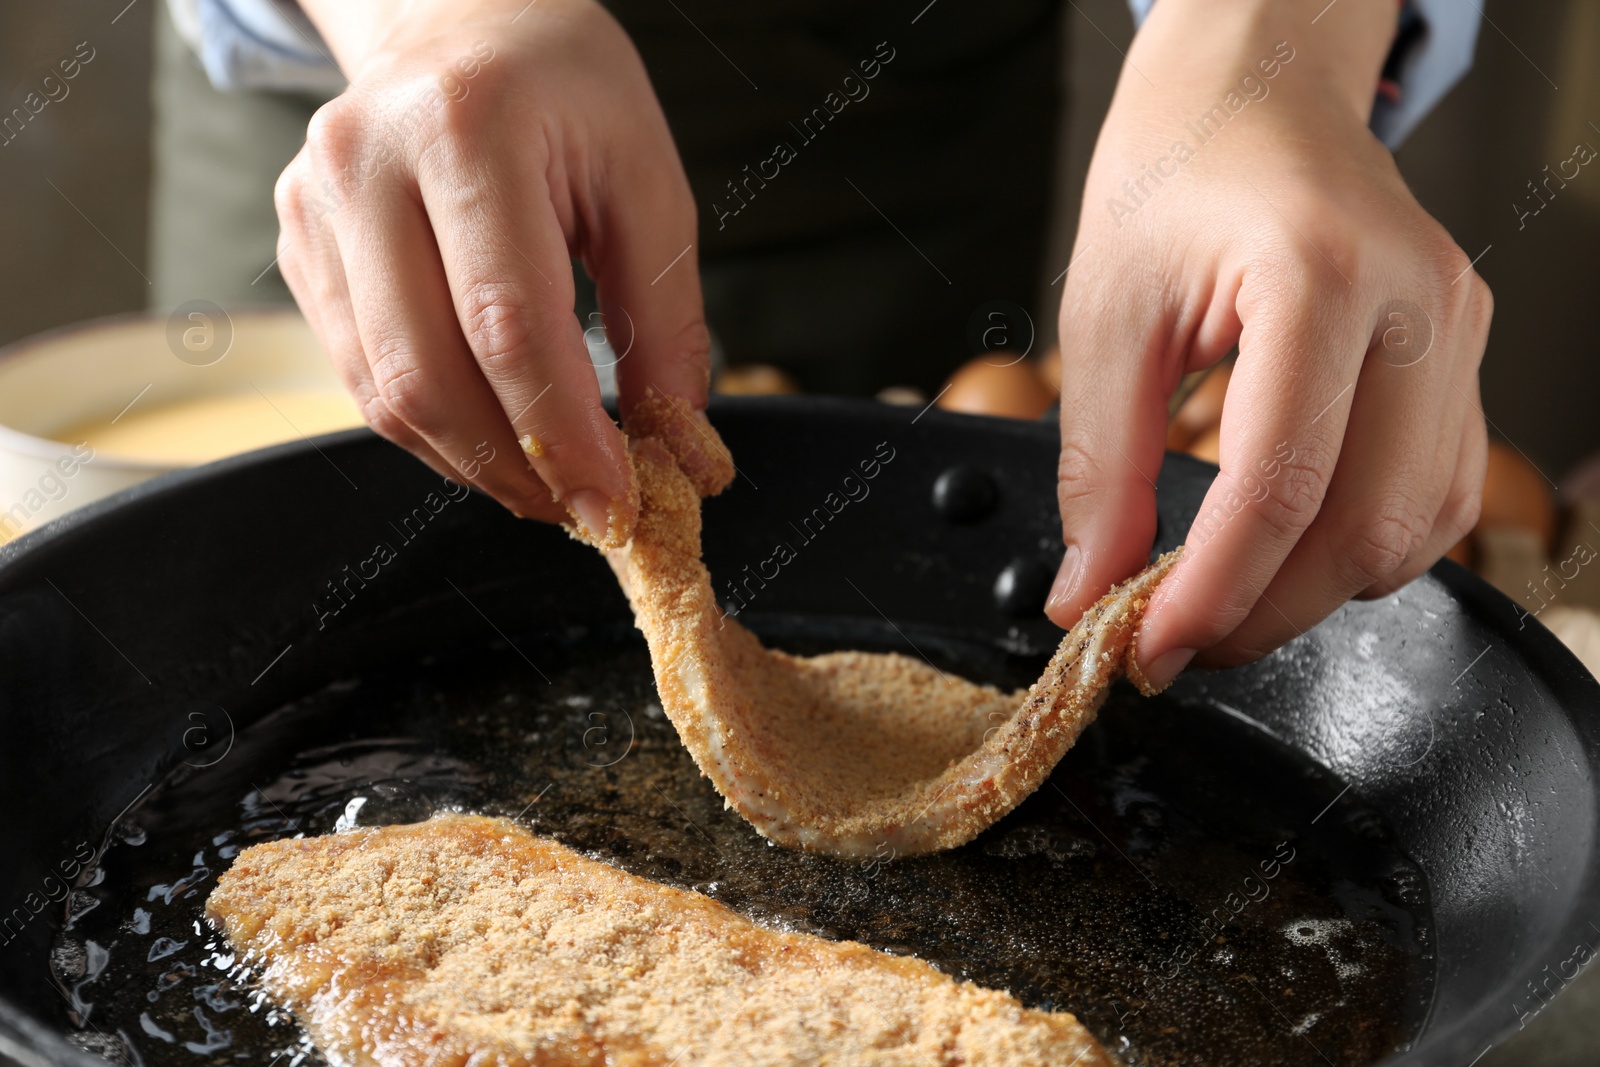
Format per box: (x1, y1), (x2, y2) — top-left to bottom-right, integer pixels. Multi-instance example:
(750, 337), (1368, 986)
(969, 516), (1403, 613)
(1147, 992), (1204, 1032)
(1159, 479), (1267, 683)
(0, 397), (1596, 1067)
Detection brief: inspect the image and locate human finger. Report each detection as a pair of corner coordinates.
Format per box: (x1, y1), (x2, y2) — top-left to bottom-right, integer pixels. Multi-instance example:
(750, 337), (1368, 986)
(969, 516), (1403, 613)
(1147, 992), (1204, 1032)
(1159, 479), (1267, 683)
(1133, 265), (1372, 688)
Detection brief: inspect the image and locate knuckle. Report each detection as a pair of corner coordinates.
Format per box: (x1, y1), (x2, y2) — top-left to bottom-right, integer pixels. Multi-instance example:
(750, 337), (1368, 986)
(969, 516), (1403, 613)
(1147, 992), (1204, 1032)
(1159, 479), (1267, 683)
(1251, 459), (1325, 543)
(1420, 229), (1463, 278)
(1464, 274), (1494, 335)
(458, 283), (543, 374)
(1280, 229), (1361, 294)
(360, 393), (412, 446)
(1346, 499), (1430, 586)
(1055, 437), (1110, 511)
(1299, 244), (1359, 293)
(305, 96), (366, 178)
(274, 242), (304, 296)
(1427, 238), (1493, 335)
(371, 354), (444, 438)
(426, 86), (482, 147)
(672, 315), (713, 369)
(1178, 582), (1265, 654)
(419, 72), (506, 161)
(273, 169), (307, 232)
(447, 59), (504, 111)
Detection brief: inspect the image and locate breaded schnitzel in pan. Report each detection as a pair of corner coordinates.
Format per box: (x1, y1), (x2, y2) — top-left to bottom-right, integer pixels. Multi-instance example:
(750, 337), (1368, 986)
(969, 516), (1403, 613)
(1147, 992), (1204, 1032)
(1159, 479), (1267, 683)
(206, 815), (1117, 1067)
(613, 393), (1180, 857)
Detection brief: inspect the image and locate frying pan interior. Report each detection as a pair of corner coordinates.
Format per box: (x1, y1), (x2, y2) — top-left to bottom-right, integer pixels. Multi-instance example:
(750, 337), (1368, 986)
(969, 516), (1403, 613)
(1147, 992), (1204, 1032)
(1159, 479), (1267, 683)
(0, 397), (1596, 1067)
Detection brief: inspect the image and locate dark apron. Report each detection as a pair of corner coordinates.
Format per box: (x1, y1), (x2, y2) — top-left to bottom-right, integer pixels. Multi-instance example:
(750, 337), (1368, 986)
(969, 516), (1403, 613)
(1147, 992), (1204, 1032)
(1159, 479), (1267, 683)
(611, 0), (1063, 392)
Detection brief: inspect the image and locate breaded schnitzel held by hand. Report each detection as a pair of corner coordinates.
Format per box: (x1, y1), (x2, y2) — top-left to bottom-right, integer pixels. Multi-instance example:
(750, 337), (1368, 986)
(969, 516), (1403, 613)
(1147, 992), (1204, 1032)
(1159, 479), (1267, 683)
(611, 394), (1180, 857)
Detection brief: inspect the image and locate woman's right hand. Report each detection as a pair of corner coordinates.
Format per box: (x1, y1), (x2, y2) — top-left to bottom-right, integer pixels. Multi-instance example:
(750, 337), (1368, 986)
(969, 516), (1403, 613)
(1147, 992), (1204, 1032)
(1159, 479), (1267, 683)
(280, 0), (715, 547)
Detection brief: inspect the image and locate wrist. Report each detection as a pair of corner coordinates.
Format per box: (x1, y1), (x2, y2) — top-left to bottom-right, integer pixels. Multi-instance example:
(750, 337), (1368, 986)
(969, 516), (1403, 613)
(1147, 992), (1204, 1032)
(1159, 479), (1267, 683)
(1131, 0), (1395, 126)
(299, 0), (573, 79)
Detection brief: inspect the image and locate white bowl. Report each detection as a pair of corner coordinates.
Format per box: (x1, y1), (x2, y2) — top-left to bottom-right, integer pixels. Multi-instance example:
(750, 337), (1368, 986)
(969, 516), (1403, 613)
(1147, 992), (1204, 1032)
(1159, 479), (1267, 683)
(0, 307), (360, 543)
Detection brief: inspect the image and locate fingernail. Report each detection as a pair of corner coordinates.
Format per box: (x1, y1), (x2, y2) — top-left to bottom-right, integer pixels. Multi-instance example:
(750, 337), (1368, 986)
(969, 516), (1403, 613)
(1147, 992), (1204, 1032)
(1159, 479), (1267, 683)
(1045, 544), (1082, 616)
(1140, 646), (1196, 692)
(564, 489), (616, 546)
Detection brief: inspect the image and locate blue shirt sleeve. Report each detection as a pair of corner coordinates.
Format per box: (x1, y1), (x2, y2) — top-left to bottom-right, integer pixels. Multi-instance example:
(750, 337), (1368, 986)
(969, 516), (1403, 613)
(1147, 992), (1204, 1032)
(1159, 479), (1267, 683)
(177, 0), (345, 93)
(1370, 0), (1481, 146)
(1125, 0), (1481, 149)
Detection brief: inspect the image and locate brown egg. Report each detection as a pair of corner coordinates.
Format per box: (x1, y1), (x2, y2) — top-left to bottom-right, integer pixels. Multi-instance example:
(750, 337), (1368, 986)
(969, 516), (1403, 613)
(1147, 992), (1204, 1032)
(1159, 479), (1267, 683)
(714, 364), (800, 396)
(1167, 363), (1231, 452)
(1479, 438), (1557, 550)
(1186, 425), (1222, 465)
(938, 355), (1056, 420)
